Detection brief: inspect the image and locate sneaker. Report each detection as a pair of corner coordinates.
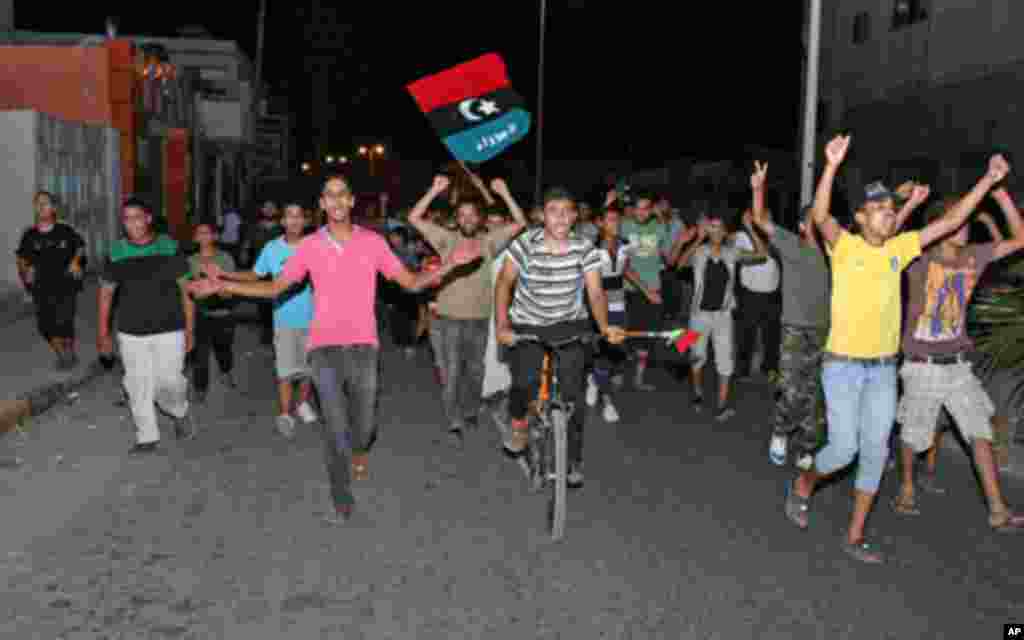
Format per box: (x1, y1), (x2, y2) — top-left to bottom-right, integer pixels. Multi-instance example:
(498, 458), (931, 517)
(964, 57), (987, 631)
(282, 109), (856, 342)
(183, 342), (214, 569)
(129, 441), (160, 454)
(692, 394), (704, 413)
(585, 374), (599, 407)
(323, 503), (354, 524)
(403, 347), (417, 360)
(601, 396), (620, 423)
(296, 401), (318, 424)
(567, 463), (584, 489)
(715, 407), (736, 422)
(275, 414), (296, 440)
(769, 434), (788, 466)
(173, 407), (197, 441)
(220, 372), (237, 389)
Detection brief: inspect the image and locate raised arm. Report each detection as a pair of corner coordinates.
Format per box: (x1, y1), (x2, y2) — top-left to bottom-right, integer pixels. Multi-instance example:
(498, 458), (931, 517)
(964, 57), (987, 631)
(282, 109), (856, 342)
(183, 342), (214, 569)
(668, 225), (699, 266)
(989, 187), (1024, 260)
(489, 178), (528, 229)
(894, 181), (931, 232)
(736, 210), (769, 265)
(674, 224), (707, 269)
(811, 135), (850, 249)
(977, 211), (1005, 242)
(920, 155), (1010, 248)
(407, 176), (450, 239)
(751, 160), (767, 220)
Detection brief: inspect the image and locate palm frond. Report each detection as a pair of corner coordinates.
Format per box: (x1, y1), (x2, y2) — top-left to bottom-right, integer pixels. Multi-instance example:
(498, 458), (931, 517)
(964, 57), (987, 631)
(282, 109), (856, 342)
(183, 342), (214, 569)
(969, 285), (1024, 414)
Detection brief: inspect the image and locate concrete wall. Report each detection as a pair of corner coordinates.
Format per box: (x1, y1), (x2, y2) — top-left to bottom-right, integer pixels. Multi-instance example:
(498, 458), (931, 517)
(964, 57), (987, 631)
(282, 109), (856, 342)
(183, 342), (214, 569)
(0, 45), (111, 125)
(0, 110), (36, 292)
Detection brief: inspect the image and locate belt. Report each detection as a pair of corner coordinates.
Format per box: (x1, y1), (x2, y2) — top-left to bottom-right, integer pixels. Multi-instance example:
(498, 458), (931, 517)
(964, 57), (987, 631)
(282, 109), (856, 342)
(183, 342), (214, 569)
(906, 353), (965, 365)
(823, 352), (898, 367)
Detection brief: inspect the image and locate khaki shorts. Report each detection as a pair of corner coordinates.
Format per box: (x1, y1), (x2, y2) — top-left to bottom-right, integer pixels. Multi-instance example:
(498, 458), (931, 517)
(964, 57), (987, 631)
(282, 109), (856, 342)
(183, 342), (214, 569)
(897, 360), (994, 453)
(689, 310), (734, 376)
(274, 328), (311, 381)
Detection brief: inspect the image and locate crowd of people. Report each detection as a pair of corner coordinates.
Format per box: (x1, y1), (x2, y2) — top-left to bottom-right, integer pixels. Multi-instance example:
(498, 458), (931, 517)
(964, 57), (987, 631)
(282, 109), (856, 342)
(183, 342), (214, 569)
(12, 133), (1024, 559)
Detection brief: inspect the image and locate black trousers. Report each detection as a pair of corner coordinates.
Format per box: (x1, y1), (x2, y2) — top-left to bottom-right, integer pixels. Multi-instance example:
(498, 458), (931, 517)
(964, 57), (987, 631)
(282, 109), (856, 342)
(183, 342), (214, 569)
(508, 320), (588, 464)
(734, 286), (782, 376)
(382, 280), (420, 347)
(32, 285), (78, 341)
(191, 313), (235, 392)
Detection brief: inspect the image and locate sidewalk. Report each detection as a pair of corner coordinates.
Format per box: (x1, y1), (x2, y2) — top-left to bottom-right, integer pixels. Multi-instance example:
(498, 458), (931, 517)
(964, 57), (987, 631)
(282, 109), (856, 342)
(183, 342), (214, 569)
(0, 278), (107, 434)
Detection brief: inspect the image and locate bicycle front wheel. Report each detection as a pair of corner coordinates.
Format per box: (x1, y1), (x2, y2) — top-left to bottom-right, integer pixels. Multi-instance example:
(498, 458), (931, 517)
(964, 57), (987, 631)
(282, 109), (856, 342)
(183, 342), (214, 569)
(546, 407), (569, 541)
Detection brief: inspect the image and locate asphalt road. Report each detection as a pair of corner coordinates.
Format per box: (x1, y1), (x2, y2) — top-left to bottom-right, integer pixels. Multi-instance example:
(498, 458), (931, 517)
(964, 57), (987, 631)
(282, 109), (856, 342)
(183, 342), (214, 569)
(1, 320), (1020, 639)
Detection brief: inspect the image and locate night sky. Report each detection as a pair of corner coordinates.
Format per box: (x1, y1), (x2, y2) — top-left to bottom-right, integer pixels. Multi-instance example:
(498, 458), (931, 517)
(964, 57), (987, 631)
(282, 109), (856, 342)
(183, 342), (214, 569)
(16, 2), (805, 170)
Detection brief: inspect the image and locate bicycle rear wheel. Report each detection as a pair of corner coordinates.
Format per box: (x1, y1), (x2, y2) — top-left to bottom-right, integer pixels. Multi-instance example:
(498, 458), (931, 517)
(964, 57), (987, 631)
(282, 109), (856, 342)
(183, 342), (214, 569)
(546, 407), (569, 541)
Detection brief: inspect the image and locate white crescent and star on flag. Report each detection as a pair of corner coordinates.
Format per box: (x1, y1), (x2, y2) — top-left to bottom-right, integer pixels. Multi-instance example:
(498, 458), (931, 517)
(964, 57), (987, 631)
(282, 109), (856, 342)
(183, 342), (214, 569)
(458, 98), (501, 122)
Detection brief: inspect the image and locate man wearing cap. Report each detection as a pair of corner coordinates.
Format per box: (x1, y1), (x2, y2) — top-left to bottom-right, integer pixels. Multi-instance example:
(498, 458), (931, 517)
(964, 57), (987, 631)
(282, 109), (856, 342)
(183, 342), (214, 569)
(783, 135), (1009, 564)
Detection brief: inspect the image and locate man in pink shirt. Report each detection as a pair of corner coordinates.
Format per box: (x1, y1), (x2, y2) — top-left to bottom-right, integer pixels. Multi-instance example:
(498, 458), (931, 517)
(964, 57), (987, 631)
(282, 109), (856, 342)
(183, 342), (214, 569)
(192, 175), (479, 521)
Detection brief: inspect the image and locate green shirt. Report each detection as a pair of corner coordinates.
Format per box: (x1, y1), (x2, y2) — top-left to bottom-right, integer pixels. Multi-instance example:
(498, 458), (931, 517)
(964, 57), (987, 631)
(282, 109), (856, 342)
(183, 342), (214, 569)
(188, 251), (238, 316)
(621, 219), (673, 290)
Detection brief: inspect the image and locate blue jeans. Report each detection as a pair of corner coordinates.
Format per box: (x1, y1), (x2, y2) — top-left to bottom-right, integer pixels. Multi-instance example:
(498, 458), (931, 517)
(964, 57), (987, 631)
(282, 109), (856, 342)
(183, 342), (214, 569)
(816, 358), (898, 493)
(431, 317), (489, 429)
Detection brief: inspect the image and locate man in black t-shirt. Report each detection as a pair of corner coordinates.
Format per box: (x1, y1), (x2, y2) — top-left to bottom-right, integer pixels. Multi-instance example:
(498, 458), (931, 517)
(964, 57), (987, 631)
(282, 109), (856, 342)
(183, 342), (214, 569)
(98, 197), (197, 452)
(15, 191), (87, 370)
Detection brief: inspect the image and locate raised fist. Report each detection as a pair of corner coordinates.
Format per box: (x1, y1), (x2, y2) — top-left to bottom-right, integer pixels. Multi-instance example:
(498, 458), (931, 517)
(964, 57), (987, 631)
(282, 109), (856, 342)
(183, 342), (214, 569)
(431, 175), (451, 194)
(824, 135), (851, 167)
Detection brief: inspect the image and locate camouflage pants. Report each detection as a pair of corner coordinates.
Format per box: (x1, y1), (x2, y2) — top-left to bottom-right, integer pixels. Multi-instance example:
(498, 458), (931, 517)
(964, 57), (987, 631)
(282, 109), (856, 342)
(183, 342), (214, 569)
(772, 325), (828, 458)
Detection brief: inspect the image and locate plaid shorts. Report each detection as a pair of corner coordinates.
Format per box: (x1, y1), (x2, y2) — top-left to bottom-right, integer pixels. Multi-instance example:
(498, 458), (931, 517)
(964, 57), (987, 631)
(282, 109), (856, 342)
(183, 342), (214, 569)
(897, 359), (994, 453)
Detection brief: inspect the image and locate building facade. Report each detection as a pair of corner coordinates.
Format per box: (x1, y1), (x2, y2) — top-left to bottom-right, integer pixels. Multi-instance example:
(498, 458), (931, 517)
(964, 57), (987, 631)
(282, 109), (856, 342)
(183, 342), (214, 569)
(820, 1), (1024, 197)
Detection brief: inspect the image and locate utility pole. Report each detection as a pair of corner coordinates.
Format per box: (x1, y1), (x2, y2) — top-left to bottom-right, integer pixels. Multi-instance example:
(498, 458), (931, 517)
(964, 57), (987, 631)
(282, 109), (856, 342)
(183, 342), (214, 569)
(256, 0), (267, 92)
(799, 0), (822, 208)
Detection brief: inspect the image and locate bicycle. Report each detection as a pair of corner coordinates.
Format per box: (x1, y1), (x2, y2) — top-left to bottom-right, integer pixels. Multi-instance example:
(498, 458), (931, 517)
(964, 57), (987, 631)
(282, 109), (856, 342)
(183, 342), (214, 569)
(506, 332), (592, 542)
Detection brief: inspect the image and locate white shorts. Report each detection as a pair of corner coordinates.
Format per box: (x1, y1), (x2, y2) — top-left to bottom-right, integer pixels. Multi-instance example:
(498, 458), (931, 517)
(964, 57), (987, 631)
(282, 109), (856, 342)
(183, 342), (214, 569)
(897, 360), (994, 453)
(274, 328), (312, 381)
(689, 310), (734, 377)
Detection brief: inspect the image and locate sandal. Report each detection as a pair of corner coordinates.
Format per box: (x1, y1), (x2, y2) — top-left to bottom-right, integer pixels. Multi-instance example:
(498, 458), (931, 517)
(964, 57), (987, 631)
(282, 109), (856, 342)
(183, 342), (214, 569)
(784, 478), (810, 530)
(891, 492), (921, 516)
(504, 420), (529, 453)
(841, 538), (885, 564)
(989, 510), (1024, 534)
(351, 454), (369, 482)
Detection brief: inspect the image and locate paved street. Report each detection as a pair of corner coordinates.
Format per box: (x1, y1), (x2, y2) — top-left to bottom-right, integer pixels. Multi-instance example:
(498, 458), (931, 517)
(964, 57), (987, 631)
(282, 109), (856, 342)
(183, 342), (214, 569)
(1, 313), (1021, 639)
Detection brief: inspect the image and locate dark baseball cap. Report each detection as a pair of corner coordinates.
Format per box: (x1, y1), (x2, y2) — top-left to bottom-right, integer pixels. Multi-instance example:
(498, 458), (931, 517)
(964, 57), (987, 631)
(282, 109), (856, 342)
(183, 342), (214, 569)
(857, 180), (904, 210)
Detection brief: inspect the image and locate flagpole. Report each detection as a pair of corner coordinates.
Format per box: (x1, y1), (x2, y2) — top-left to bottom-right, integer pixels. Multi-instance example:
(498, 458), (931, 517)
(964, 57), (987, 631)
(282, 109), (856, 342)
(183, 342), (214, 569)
(534, 0), (547, 206)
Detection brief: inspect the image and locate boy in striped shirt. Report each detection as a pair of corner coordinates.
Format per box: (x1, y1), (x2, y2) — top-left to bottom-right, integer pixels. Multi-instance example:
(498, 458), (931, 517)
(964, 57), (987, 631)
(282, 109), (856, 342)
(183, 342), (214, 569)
(494, 188), (626, 487)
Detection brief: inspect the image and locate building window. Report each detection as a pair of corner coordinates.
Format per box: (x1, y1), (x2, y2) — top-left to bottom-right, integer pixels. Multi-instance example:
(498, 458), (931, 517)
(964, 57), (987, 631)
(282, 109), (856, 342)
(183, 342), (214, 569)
(853, 12), (871, 44)
(892, 0), (928, 30)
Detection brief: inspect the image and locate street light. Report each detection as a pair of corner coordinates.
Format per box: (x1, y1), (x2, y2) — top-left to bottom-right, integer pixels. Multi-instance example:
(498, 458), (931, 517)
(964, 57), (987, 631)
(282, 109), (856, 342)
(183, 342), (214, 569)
(359, 144), (385, 176)
(325, 155), (335, 164)
(301, 162), (311, 173)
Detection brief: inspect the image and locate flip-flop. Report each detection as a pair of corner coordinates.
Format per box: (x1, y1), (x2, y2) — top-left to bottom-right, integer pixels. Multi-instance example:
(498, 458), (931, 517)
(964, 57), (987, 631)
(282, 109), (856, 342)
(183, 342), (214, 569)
(990, 511), (1024, 534)
(891, 493), (921, 516)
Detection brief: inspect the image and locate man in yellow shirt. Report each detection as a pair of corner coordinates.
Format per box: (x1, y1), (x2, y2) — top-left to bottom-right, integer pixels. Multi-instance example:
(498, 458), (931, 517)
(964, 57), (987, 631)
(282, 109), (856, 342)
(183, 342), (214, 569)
(783, 134), (1010, 564)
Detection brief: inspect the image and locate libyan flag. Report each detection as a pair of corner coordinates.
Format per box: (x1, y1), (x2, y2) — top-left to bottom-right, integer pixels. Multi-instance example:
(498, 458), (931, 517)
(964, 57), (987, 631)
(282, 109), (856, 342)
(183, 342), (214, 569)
(407, 53), (531, 164)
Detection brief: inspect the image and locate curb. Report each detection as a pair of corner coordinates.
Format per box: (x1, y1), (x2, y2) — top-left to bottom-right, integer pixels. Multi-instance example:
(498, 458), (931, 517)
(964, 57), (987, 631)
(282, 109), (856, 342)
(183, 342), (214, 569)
(0, 359), (113, 436)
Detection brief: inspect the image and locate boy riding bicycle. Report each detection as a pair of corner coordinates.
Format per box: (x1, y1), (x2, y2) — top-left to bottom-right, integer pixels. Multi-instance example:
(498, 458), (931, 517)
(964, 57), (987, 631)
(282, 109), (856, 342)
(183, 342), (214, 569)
(494, 187), (626, 488)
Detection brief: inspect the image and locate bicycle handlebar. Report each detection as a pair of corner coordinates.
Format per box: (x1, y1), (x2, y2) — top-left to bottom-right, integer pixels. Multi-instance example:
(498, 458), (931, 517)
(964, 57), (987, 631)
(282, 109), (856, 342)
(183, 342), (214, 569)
(508, 333), (594, 348)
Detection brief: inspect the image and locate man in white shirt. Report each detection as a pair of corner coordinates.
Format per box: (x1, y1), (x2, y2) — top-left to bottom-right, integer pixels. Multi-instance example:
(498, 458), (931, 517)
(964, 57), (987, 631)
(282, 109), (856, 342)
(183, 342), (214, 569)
(732, 219), (782, 380)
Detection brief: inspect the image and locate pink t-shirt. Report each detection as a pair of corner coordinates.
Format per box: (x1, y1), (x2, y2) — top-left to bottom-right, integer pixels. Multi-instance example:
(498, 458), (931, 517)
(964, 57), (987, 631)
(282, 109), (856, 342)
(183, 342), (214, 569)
(280, 226), (403, 350)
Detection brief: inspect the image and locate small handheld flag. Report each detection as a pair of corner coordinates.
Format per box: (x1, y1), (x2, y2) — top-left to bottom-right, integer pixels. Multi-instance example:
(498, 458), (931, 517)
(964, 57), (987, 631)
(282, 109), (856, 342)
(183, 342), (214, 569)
(407, 53), (531, 163)
(673, 329), (701, 354)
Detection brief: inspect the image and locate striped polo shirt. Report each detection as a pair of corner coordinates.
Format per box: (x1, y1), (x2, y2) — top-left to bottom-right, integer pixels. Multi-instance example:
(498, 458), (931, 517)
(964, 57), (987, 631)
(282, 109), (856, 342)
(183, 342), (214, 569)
(506, 228), (602, 326)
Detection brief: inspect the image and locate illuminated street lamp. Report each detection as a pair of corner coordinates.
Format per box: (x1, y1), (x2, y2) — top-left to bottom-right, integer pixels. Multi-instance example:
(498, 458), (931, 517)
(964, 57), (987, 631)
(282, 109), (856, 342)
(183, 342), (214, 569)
(339, 156), (348, 164)
(325, 155), (335, 163)
(359, 144), (385, 176)
(301, 162), (311, 173)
